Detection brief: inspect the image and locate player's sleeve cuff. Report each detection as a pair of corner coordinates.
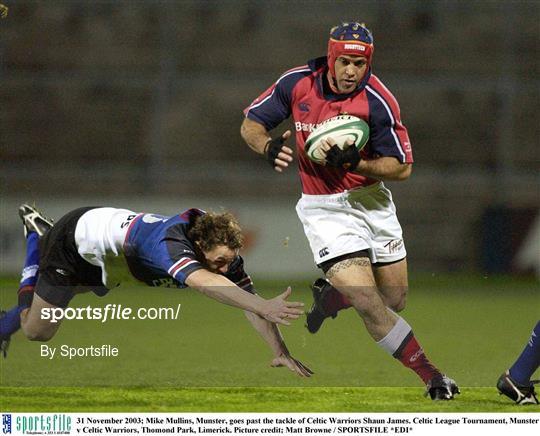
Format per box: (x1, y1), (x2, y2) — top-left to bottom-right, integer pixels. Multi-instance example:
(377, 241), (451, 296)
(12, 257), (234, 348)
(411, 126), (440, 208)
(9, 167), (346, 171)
(168, 257), (203, 285)
(245, 111), (276, 131)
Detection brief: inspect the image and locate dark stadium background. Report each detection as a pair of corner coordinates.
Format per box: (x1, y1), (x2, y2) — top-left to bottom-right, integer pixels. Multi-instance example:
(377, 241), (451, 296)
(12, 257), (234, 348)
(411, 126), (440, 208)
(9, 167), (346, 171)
(0, 0), (539, 408)
(1, 0), (538, 275)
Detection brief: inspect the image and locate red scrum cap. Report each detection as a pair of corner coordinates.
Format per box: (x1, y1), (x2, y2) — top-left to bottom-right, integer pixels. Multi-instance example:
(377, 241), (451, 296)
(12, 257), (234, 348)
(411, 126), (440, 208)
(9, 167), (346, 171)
(327, 22), (374, 78)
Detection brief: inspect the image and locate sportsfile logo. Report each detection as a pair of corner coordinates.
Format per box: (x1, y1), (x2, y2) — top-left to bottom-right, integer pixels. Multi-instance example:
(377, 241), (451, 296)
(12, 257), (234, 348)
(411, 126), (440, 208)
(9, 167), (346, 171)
(6, 414), (71, 434)
(40, 303), (182, 323)
(2, 414), (11, 435)
(344, 44), (366, 51)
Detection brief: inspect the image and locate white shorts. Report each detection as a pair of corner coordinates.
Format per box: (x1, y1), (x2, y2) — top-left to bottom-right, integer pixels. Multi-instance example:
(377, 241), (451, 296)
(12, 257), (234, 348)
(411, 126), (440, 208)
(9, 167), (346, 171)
(295, 182), (406, 266)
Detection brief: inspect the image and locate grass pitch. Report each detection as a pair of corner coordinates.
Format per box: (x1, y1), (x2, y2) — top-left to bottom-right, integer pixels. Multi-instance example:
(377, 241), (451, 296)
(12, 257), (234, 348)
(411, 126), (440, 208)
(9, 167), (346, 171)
(0, 386), (532, 413)
(1, 274), (539, 412)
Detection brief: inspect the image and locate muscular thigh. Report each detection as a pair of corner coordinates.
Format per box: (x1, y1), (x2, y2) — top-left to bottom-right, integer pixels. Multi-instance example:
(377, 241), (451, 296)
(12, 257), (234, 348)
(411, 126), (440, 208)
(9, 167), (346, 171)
(324, 256), (398, 338)
(324, 257), (384, 313)
(21, 293), (62, 341)
(373, 258), (408, 312)
(325, 256), (375, 289)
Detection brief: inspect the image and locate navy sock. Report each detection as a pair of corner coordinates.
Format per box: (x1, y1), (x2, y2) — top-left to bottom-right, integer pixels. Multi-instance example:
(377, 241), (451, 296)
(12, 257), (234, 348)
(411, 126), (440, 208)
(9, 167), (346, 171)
(20, 231), (40, 289)
(18, 231), (40, 307)
(0, 305), (25, 337)
(509, 321), (540, 385)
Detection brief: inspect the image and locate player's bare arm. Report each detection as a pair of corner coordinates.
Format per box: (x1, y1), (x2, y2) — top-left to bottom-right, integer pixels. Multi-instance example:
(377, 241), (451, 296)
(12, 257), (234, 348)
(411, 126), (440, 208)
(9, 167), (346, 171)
(240, 118), (293, 173)
(186, 269), (303, 325)
(244, 310), (313, 377)
(355, 157), (412, 181)
(240, 118), (272, 154)
(320, 137), (411, 180)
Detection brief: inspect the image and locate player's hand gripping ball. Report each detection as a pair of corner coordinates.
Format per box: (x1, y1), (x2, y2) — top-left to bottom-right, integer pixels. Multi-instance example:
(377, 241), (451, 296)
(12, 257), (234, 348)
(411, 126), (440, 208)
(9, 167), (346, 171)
(304, 115), (369, 165)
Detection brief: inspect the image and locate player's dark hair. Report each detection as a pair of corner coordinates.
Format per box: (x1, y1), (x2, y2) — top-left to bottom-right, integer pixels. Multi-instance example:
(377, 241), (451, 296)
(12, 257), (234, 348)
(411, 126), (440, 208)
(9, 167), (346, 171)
(188, 212), (244, 252)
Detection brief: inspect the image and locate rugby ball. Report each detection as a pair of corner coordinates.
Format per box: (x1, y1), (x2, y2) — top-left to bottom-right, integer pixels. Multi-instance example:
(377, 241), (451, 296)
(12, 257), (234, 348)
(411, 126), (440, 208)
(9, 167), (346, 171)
(304, 115), (369, 165)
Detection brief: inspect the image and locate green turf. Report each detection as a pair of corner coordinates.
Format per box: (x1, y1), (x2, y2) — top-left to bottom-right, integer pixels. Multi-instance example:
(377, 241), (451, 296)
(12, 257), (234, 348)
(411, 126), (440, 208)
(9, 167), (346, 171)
(1, 274), (539, 412)
(1, 387), (537, 413)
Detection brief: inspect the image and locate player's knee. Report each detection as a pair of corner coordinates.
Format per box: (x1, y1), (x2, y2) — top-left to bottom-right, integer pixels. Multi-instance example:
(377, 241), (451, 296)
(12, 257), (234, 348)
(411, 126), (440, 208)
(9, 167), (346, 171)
(383, 288), (408, 312)
(25, 331), (53, 342)
(389, 295), (407, 312)
(388, 293), (407, 312)
(22, 325), (55, 342)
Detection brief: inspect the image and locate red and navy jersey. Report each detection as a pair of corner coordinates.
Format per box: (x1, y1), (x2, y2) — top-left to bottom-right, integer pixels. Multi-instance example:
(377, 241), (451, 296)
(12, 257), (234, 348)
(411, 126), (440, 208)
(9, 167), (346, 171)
(123, 208), (254, 292)
(244, 57), (413, 195)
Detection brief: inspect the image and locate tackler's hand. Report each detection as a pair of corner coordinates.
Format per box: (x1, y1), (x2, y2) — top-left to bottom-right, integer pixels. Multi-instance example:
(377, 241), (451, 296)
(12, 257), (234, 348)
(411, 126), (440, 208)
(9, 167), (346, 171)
(265, 131), (294, 172)
(271, 354), (314, 377)
(261, 287), (304, 325)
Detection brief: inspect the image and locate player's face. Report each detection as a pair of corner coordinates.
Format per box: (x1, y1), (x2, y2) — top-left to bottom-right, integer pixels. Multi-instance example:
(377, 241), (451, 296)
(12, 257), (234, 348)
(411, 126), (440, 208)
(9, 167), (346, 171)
(202, 245), (238, 274)
(334, 55), (368, 93)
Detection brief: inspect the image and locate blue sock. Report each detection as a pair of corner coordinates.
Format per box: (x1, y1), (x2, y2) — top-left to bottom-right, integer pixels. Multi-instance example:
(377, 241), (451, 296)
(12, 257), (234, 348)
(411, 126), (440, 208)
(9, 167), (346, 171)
(509, 321), (540, 385)
(20, 231), (40, 289)
(18, 231), (40, 307)
(0, 305), (25, 337)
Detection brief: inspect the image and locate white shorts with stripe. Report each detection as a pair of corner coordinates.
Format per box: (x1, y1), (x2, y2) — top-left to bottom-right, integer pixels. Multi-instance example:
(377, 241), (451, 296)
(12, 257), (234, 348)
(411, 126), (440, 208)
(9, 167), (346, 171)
(295, 182), (407, 266)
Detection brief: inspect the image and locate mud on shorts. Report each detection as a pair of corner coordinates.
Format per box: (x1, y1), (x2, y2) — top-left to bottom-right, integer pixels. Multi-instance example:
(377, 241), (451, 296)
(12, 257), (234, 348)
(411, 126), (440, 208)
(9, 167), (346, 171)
(36, 207), (109, 308)
(295, 182), (407, 269)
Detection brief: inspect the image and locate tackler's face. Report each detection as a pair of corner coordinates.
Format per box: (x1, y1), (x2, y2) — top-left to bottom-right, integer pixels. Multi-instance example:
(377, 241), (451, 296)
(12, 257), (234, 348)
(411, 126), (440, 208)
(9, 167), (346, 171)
(333, 54), (368, 93)
(202, 245), (238, 274)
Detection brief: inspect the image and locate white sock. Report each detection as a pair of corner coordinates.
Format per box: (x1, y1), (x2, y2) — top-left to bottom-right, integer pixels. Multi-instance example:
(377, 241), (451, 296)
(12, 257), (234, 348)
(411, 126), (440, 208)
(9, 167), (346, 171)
(376, 315), (412, 355)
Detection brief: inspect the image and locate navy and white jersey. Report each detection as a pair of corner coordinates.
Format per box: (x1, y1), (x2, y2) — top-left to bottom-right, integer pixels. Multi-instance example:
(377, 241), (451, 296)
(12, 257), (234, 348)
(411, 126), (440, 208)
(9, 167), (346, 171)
(74, 207), (254, 292)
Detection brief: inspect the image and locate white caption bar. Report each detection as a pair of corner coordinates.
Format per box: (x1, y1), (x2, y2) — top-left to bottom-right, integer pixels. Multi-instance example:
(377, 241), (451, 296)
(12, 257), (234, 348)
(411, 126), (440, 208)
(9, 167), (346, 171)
(1, 413), (539, 436)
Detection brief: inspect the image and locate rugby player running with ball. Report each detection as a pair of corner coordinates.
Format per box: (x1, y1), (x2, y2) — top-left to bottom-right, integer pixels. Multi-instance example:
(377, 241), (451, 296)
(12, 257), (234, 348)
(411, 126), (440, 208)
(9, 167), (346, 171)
(241, 21), (458, 399)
